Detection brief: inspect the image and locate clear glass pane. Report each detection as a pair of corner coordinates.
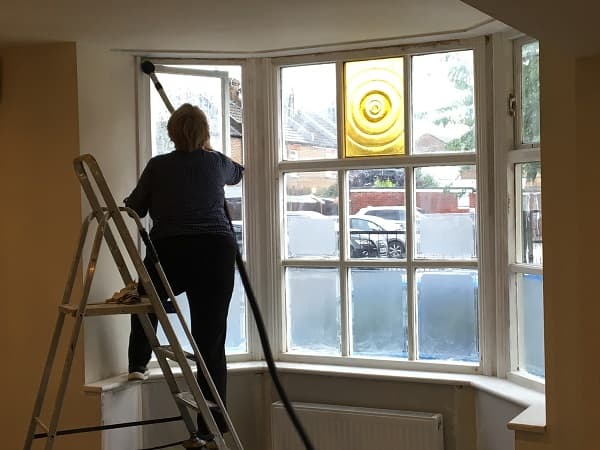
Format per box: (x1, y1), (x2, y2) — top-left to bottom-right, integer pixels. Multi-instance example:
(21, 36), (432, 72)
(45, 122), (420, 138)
(350, 268), (408, 358)
(345, 57), (405, 157)
(517, 273), (545, 377)
(415, 166), (477, 259)
(521, 41), (540, 144)
(226, 184), (243, 254)
(286, 268), (341, 355)
(150, 72), (223, 154)
(517, 162), (542, 264)
(417, 269), (479, 362)
(285, 172), (339, 258)
(348, 168), (407, 259)
(281, 64), (337, 160)
(155, 273), (247, 355)
(412, 50), (475, 154)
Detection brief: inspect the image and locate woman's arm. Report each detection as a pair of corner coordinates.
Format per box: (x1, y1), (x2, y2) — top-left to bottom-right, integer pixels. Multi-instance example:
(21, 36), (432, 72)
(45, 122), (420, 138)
(124, 159), (153, 217)
(220, 153), (244, 185)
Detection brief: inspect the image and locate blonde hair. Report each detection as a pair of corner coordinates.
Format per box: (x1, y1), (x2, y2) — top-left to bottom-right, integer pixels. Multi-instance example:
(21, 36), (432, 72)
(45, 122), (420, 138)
(167, 103), (211, 152)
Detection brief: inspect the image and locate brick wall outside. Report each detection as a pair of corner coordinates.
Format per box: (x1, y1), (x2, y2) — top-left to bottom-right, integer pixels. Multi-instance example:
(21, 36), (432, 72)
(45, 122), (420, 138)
(349, 189), (477, 214)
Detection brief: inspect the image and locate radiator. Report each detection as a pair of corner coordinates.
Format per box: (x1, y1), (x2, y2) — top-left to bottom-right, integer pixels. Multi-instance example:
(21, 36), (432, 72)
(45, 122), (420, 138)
(271, 402), (444, 450)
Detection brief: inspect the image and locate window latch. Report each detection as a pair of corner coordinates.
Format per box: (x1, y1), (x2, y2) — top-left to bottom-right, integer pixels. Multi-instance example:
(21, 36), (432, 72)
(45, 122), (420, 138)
(508, 93), (517, 117)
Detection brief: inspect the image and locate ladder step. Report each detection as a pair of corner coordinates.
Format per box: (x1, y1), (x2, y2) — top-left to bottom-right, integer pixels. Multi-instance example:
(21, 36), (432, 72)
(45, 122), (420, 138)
(35, 416), (49, 433)
(59, 301), (153, 317)
(154, 345), (197, 362)
(175, 392), (219, 411)
(175, 392), (198, 410)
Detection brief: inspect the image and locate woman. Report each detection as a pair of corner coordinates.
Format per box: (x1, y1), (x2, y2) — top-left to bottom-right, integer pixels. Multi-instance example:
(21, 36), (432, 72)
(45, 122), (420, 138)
(125, 103), (243, 441)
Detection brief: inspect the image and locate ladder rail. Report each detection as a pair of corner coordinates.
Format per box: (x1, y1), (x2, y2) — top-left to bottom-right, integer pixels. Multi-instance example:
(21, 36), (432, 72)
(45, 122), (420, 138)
(44, 213), (110, 450)
(23, 213), (95, 450)
(73, 157), (134, 286)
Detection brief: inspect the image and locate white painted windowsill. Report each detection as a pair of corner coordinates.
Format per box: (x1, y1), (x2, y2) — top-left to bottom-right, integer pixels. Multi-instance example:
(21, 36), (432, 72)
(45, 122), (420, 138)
(84, 361), (546, 433)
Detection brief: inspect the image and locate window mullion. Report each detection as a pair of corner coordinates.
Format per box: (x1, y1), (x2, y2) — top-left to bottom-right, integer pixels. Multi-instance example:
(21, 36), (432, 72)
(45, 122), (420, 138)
(339, 169), (350, 356)
(406, 166), (417, 361)
(404, 55), (417, 362)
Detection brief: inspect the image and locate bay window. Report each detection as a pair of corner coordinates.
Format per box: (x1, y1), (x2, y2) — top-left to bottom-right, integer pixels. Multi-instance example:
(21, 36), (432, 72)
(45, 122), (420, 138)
(277, 42), (485, 370)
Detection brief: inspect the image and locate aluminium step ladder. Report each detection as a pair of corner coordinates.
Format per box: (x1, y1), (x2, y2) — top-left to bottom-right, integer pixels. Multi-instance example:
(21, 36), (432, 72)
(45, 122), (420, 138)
(23, 154), (243, 450)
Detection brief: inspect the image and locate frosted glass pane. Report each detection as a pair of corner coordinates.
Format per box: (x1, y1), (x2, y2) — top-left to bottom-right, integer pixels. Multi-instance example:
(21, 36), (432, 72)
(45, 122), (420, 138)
(281, 64), (337, 160)
(225, 271), (248, 354)
(415, 166), (477, 259)
(417, 269), (479, 362)
(345, 57), (405, 157)
(154, 271), (247, 355)
(350, 268), (408, 358)
(285, 172), (339, 259)
(517, 273), (545, 377)
(412, 50), (475, 154)
(286, 268), (341, 355)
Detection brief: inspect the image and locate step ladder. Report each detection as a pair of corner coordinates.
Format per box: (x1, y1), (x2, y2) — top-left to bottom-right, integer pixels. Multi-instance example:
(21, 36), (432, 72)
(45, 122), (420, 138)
(23, 154), (243, 450)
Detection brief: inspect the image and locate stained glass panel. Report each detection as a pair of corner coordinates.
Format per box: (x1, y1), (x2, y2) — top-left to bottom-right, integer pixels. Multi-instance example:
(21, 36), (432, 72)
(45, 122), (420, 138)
(344, 58), (405, 157)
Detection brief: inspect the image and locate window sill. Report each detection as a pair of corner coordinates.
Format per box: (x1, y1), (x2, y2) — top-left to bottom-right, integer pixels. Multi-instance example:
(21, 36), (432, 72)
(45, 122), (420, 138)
(84, 361), (545, 433)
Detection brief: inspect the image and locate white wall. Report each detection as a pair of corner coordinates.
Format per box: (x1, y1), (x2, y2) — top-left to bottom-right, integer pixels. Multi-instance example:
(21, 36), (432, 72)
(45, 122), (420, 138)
(118, 371), (526, 450)
(476, 391), (522, 450)
(76, 44), (139, 383)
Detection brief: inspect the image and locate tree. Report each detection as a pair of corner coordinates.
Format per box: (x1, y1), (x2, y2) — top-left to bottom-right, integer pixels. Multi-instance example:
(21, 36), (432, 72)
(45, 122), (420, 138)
(433, 53), (475, 152)
(521, 42), (540, 144)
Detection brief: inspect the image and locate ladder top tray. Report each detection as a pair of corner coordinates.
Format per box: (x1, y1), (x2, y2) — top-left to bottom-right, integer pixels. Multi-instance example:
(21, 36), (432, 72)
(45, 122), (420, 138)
(59, 300), (153, 317)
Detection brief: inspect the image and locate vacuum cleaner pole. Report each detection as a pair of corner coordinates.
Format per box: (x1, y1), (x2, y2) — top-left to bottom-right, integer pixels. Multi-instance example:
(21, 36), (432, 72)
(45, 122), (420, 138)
(140, 60), (316, 450)
(141, 61), (175, 114)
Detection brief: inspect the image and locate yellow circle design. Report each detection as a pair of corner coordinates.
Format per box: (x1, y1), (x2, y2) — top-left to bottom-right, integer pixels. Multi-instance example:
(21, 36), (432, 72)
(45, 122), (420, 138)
(345, 58), (405, 157)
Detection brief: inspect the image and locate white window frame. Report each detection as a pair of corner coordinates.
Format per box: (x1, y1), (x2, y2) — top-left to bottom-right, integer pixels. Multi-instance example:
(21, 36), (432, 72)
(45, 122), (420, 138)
(268, 37), (493, 375)
(505, 37), (544, 390)
(135, 58), (258, 363)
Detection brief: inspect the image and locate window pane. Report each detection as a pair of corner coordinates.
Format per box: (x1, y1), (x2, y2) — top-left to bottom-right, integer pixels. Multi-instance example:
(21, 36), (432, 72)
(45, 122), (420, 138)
(226, 271), (248, 354)
(348, 168), (407, 259)
(286, 268), (341, 355)
(412, 51), (475, 154)
(517, 273), (545, 377)
(155, 274), (247, 355)
(149, 65), (247, 357)
(417, 269), (479, 362)
(344, 57), (405, 157)
(415, 166), (477, 259)
(521, 41), (540, 144)
(150, 72), (224, 154)
(517, 162), (542, 264)
(350, 268), (408, 358)
(285, 172), (339, 259)
(281, 64), (337, 161)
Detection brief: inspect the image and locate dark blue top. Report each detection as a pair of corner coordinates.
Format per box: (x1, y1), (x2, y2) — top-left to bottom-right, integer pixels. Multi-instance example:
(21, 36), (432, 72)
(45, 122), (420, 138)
(125, 149), (244, 240)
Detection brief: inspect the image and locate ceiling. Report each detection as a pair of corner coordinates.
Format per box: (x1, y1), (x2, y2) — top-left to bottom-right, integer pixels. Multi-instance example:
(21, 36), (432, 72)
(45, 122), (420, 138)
(0, 0), (494, 54)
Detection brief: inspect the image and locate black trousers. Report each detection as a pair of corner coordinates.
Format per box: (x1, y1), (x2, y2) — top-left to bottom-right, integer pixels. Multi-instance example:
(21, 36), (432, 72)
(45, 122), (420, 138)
(128, 233), (236, 435)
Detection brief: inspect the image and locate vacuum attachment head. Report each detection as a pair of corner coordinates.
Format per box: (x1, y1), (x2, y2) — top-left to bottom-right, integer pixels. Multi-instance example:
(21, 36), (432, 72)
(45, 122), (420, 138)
(141, 61), (156, 75)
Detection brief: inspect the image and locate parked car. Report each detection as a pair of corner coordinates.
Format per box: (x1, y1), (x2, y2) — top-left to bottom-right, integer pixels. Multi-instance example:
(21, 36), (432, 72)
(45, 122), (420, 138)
(350, 215), (406, 258)
(332, 215), (388, 258)
(349, 232), (387, 258)
(356, 205), (422, 232)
